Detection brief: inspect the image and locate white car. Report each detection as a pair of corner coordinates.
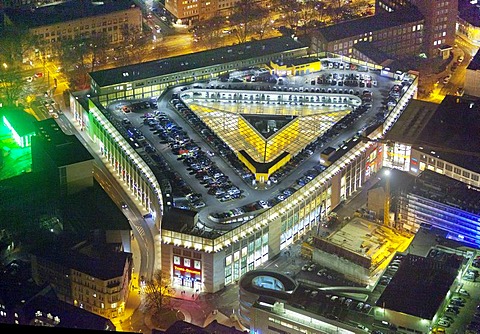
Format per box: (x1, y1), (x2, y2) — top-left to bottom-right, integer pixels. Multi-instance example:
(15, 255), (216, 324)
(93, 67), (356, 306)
(443, 74), (452, 84)
(258, 200), (270, 208)
(437, 320), (450, 328)
(458, 288), (469, 296)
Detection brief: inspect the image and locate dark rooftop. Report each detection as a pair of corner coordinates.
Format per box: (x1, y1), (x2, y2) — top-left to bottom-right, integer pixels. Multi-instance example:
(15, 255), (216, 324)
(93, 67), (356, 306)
(353, 41), (395, 66)
(409, 169), (480, 215)
(1, 107), (37, 136)
(376, 253), (461, 319)
(154, 320), (247, 334)
(4, 0), (137, 28)
(23, 294), (114, 331)
(89, 36), (307, 87)
(459, 0), (480, 27)
(33, 118), (94, 167)
(270, 57), (319, 67)
(385, 96), (480, 173)
(32, 241), (132, 281)
(467, 47), (480, 71)
(315, 6), (424, 42)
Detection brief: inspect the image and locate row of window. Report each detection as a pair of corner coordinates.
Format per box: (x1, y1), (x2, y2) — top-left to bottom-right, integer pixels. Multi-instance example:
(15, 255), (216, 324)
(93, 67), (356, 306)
(420, 155), (480, 182)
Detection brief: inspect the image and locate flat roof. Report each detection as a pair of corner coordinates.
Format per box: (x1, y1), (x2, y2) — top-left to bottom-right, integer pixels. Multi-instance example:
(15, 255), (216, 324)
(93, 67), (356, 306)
(459, 0), (480, 27)
(2, 107), (37, 136)
(353, 41), (393, 65)
(467, 48), (480, 71)
(315, 7), (424, 42)
(33, 118), (94, 167)
(89, 36), (307, 87)
(4, 0), (137, 28)
(376, 253), (461, 319)
(408, 169), (480, 215)
(385, 96), (480, 173)
(271, 57), (319, 67)
(32, 242), (132, 281)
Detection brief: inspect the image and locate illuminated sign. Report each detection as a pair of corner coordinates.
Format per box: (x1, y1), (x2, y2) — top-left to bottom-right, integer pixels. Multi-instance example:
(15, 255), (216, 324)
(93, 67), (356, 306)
(174, 265), (201, 276)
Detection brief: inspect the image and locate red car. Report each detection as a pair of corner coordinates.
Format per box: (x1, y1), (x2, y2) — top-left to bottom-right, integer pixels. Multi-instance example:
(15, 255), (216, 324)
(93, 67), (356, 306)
(34, 72), (43, 78)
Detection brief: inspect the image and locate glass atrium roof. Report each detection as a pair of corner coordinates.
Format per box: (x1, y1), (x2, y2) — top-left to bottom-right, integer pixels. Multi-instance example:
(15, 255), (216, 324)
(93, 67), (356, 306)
(183, 94), (352, 164)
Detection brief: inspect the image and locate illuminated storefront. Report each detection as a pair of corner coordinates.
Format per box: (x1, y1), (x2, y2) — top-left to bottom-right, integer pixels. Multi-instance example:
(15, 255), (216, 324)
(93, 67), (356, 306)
(2, 109), (36, 148)
(173, 254), (202, 289)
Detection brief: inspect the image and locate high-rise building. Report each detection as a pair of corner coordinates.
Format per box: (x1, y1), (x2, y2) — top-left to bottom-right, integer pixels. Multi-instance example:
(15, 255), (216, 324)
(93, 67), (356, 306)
(376, 0), (459, 58)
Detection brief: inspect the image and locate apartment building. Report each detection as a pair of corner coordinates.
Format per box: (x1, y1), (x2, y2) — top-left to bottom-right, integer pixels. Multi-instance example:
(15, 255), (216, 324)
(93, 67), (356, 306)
(310, 6), (424, 61)
(3, 0), (142, 54)
(0, 0), (62, 8)
(376, 0), (459, 58)
(165, 0), (238, 25)
(457, 0), (480, 47)
(31, 241), (133, 319)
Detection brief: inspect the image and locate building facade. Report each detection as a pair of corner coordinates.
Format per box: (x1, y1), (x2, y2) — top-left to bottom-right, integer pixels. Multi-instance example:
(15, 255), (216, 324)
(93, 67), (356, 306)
(31, 243), (133, 319)
(164, 0), (238, 25)
(376, 0), (459, 58)
(3, 0), (142, 55)
(310, 7), (424, 61)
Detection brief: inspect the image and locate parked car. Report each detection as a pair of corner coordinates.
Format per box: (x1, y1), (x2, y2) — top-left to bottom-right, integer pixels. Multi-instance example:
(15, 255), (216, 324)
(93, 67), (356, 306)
(437, 320), (450, 328)
(442, 74), (452, 84)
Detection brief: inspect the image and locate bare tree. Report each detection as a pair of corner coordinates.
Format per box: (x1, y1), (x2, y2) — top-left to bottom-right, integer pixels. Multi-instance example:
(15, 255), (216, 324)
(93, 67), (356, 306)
(193, 16), (226, 49)
(143, 270), (176, 312)
(119, 24), (150, 65)
(229, 0), (270, 44)
(271, 0), (301, 30)
(88, 33), (110, 73)
(0, 26), (38, 64)
(56, 36), (91, 90)
(252, 5), (274, 40)
(0, 63), (24, 106)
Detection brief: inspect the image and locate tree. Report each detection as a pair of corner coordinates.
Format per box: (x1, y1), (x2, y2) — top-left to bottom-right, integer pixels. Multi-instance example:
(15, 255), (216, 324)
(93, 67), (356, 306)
(193, 16), (226, 49)
(0, 26), (37, 106)
(143, 270), (175, 313)
(118, 24), (151, 66)
(271, 0), (301, 30)
(229, 0), (270, 44)
(0, 63), (24, 106)
(56, 36), (91, 90)
(0, 26), (38, 64)
(251, 6), (274, 40)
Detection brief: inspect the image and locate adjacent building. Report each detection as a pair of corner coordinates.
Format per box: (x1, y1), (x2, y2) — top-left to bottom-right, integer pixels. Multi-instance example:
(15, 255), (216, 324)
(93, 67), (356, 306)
(464, 48), (480, 97)
(3, 0), (142, 55)
(310, 6), (425, 61)
(376, 0), (459, 58)
(395, 169), (480, 246)
(31, 118), (94, 196)
(239, 246), (466, 334)
(31, 240), (133, 319)
(383, 96), (480, 190)
(0, 260), (115, 330)
(164, 0), (237, 25)
(457, 0), (480, 47)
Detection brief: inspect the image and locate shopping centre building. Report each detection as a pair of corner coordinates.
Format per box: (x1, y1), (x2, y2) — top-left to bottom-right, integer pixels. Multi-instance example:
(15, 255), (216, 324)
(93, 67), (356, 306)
(72, 36), (418, 293)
